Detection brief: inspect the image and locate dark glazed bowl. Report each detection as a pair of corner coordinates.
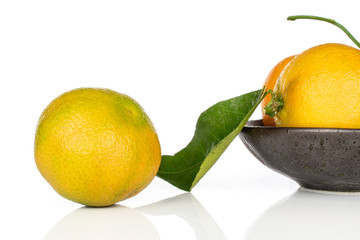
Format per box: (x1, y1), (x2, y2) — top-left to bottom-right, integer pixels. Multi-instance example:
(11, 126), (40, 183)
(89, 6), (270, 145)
(239, 120), (360, 192)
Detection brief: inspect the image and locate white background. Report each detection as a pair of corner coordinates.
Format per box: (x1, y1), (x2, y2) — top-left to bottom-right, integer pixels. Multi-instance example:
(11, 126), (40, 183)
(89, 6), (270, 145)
(2, 0), (360, 239)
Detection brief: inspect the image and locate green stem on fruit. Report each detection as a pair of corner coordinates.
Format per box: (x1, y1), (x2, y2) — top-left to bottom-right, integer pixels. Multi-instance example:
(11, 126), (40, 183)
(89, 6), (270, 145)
(287, 15), (360, 49)
(264, 90), (284, 118)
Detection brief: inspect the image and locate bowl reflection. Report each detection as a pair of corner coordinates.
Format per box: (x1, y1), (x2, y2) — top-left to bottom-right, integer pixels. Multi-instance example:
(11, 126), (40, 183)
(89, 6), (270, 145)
(244, 188), (360, 240)
(239, 120), (360, 192)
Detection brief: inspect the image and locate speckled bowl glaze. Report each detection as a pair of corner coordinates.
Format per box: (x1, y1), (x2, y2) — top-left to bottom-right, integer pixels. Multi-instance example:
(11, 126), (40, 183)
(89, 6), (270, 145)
(239, 120), (360, 192)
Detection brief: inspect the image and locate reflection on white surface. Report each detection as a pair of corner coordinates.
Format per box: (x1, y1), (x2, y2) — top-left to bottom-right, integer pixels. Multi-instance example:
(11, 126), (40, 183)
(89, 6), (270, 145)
(244, 188), (360, 240)
(45, 205), (160, 240)
(138, 193), (226, 240)
(45, 193), (225, 240)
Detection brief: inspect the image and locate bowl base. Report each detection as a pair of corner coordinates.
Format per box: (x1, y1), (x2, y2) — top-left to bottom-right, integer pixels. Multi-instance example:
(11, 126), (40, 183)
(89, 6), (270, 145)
(299, 186), (360, 195)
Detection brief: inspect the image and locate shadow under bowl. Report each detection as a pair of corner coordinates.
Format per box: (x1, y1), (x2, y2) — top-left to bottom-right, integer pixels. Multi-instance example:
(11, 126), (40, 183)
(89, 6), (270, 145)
(239, 120), (360, 192)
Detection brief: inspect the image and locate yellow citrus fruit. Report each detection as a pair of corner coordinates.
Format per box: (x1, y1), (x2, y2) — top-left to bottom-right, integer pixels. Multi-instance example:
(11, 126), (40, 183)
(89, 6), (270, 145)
(34, 88), (161, 207)
(261, 55), (296, 126)
(273, 43), (360, 128)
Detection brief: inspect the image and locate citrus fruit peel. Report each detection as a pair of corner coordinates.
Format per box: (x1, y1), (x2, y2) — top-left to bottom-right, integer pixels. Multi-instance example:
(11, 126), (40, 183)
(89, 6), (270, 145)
(35, 88), (161, 207)
(264, 15), (360, 128)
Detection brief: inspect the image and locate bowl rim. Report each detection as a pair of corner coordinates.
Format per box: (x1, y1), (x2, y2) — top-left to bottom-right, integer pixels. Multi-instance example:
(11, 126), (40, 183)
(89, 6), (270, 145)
(244, 119), (360, 133)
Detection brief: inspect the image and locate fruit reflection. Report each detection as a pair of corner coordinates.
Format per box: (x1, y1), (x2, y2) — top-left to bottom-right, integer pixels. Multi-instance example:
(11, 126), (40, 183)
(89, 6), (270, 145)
(45, 205), (160, 240)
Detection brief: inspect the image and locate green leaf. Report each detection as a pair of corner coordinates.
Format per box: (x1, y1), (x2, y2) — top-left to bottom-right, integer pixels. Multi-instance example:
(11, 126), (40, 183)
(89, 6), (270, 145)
(157, 89), (265, 191)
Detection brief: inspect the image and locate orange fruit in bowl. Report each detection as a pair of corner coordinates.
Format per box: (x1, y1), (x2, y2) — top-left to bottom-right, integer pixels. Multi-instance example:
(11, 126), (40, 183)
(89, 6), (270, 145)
(34, 88), (161, 207)
(261, 55), (296, 126)
(273, 43), (360, 128)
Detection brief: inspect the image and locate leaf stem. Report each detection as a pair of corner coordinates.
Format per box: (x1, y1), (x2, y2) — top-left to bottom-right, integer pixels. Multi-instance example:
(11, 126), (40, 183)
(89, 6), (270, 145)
(287, 15), (360, 49)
